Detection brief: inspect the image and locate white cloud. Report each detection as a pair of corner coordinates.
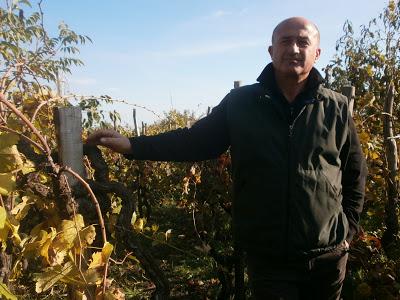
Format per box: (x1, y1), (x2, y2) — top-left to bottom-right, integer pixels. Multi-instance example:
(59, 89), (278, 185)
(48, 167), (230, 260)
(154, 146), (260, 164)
(69, 77), (97, 86)
(211, 10), (232, 18)
(151, 39), (264, 58)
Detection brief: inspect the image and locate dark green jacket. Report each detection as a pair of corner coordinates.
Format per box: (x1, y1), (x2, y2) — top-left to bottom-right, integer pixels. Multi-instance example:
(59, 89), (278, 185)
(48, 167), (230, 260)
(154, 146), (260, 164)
(129, 64), (367, 260)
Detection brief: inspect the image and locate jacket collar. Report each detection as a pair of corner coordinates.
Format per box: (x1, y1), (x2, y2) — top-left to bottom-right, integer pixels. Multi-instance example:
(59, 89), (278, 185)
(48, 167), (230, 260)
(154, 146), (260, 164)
(256, 63), (324, 97)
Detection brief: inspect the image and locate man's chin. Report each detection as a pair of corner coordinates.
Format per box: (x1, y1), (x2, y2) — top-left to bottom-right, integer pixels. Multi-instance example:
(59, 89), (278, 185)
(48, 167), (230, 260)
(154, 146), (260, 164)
(281, 68), (304, 77)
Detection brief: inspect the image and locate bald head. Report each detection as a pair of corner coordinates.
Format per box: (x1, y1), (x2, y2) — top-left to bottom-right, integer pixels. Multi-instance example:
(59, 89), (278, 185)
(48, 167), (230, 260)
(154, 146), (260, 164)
(272, 17), (320, 45)
(267, 16), (321, 81)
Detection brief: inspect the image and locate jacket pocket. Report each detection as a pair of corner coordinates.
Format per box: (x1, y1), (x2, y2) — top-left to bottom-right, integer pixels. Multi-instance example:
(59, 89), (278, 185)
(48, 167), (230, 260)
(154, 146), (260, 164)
(290, 167), (344, 250)
(309, 241), (349, 268)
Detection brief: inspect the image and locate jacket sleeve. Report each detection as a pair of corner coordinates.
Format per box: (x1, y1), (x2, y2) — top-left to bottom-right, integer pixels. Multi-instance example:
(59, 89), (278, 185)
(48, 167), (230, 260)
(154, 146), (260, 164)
(125, 94), (231, 162)
(340, 116), (367, 242)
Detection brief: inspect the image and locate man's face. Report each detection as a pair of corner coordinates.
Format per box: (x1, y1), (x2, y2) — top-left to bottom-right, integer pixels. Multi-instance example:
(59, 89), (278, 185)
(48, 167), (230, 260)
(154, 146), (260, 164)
(268, 21), (321, 79)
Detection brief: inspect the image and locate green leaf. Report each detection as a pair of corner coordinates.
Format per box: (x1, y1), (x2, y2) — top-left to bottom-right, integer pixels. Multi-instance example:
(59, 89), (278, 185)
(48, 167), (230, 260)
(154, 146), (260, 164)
(0, 133), (19, 150)
(0, 282), (17, 300)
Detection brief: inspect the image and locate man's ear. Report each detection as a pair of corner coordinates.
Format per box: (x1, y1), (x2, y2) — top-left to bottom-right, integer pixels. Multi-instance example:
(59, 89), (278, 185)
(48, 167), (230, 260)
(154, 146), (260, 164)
(268, 45), (273, 58)
(315, 48), (321, 62)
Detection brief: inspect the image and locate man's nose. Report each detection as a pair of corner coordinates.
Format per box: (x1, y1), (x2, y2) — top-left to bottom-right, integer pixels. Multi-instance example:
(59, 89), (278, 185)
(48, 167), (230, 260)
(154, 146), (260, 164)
(290, 42), (300, 53)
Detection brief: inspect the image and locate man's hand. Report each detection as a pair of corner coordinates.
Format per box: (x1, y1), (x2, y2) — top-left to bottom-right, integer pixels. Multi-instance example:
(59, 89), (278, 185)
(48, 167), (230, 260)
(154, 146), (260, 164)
(344, 240), (350, 250)
(86, 129), (132, 154)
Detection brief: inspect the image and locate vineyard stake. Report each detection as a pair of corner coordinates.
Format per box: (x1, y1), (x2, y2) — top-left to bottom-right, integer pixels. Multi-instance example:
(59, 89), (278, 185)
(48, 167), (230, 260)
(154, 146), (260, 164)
(54, 106), (85, 187)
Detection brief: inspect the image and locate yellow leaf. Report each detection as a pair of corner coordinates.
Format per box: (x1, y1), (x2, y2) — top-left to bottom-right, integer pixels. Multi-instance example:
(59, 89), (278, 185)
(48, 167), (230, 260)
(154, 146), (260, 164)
(88, 242), (114, 269)
(367, 210), (375, 217)
(130, 211), (137, 227)
(39, 173), (49, 184)
(359, 131), (370, 144)
(370, 151), (380, 160)
(53, 215), (85, 250)
(389, 0), (395, 11)
(0, 173), (15, 196)
(0, 228), (9, 250)
(73, 214), (85, 229)
(48, 248), (67, 266)
(0, 145), (23, 173)
(88, 251), (103, 269)
(11, 196), (33, 221)
(133, 217), (146, 233)
(40, 228), (57, 263)
(0, 282), (17, 300)
(366, 65), (373, 77)
(0, 206), (6, 229)
(21, 159), (35, 175)
(23, 230), (50, 259)
(0, 207), (9, 250)
(77, 225), (96, 246)
(0, 213), (20, 252)
(0, 133), (19, 150)
(6, 215), (21, 246)
(102, 242), (113, 260)
(34, 261), (74, 293)
(151, 224), (159, 233)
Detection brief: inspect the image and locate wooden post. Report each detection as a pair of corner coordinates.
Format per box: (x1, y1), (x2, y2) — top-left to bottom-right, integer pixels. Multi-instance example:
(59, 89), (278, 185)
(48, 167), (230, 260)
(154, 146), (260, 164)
(234, 80), (242, 89)
(141, 121), (147, 135)
(132, 109), (140, 137)
(54, 106), (84, 187)
(341, 86), (355, 116)
(233, 80), (245, 300)
(207, 106), (212, 116)
(113, 118), (117, 131)
(382, 84), (399, 249)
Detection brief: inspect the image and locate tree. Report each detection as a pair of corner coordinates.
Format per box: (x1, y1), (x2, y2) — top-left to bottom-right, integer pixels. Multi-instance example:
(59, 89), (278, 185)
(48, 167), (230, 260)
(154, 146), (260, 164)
(0, 1), (110, 298)
(326, 1), (400, 298)
(327, 0), (400, 251)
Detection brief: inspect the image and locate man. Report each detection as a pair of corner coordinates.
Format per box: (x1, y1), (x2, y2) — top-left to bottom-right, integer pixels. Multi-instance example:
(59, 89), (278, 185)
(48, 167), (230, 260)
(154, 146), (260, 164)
(87, 17), (367, 299)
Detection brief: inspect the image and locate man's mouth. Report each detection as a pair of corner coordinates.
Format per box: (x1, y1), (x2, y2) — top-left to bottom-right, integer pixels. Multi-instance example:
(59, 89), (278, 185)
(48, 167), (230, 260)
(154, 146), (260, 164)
(287, 59), (303, 64)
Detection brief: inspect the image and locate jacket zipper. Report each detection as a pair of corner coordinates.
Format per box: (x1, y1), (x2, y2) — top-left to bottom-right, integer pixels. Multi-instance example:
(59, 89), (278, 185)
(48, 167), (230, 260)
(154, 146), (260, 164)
(285, 105), (307, 260)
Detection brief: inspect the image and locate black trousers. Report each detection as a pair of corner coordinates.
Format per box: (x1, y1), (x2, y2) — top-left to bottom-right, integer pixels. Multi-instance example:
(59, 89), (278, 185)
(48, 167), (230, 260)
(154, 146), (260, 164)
(247, 244), (348, 300)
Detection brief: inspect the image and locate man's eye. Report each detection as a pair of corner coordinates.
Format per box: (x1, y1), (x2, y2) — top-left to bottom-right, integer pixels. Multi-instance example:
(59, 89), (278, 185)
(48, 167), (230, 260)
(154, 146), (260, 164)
(298, 40), (309, 47)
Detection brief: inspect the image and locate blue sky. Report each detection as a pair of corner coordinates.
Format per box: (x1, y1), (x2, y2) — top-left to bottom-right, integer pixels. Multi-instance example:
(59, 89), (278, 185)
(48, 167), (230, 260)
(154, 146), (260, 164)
(39, 1), (387, 127)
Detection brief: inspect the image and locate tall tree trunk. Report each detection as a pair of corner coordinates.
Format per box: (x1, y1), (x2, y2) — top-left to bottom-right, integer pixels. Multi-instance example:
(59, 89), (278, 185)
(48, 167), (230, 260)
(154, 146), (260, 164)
(382, 83), (399, 251)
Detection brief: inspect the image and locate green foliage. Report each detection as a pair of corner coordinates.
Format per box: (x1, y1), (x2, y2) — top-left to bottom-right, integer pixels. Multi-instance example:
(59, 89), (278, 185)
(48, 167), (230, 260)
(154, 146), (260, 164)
(78, 95), (116, 129)
(328, 1), (400, 298)
(0, 0), (90, 89)
(2, 0), (400, 298)
(328, 0), (400, 232)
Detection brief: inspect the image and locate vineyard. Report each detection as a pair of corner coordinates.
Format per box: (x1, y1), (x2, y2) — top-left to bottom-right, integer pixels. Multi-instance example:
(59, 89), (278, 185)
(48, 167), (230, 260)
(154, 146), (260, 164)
(0, 0), (400, 299)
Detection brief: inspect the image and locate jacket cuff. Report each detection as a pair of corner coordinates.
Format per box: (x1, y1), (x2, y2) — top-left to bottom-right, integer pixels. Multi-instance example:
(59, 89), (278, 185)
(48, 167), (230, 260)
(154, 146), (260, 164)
(123, 137), (137, 160)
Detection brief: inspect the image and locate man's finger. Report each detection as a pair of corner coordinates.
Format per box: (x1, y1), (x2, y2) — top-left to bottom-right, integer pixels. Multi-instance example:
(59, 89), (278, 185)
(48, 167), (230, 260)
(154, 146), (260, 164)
(99, 137), (117, 146)
(86, 129), (120, 144)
